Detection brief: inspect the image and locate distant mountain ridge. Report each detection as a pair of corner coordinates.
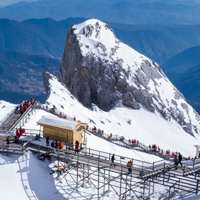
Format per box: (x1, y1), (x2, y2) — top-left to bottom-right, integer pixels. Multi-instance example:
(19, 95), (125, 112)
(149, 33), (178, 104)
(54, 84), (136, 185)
(163, 45), (200, 112)
(0, 17), (200, 111)
(0, 51), (59, 103)
(1, 18), (200, 63)
(164, 45), (200, 73)
(1, 0), (200, 25)
(0, 18), (83, 58)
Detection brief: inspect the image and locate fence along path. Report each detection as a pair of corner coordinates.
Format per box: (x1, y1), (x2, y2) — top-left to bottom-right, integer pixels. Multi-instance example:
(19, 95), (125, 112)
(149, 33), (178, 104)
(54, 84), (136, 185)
(1, 102), (173, 161)
(0, 128), (200, 198)
(1, 103), (200, 198)
(34, 103), (178, 161)
(86, 129), (174, 161)
(24, 141), (155, 199)
(22, 140), (200, 197)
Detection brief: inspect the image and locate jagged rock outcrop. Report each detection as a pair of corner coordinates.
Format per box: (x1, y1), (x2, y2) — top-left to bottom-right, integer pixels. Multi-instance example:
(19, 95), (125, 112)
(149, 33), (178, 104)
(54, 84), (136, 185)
(59, 19), (200, 135)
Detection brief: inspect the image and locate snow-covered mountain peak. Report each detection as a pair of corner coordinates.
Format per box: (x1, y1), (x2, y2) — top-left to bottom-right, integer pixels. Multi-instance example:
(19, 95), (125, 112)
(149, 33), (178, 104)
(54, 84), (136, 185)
(73, 18), (117, 45)
(60, 18), (200, 136)
(72, 18), (146, 71)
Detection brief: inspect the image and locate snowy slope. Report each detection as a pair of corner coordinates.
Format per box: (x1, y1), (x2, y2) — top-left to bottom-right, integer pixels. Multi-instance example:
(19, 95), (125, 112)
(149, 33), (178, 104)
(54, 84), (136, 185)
(45, 74), (200, 157)
(0, 152), (66, 200)
(61, 19), (200, 136)
(22, 109), (161, 162)
(0, 100), (15, 125)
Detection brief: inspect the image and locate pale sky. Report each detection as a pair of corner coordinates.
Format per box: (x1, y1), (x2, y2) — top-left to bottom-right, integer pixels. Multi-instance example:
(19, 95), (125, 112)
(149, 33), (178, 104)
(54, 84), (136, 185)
(0, 0), (35, 7)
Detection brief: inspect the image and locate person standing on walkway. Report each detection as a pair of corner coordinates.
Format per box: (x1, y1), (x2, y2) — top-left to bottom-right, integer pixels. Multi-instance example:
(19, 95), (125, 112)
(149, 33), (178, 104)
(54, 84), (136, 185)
(6, 136), (10, 145)
(174, 153), (183, 169)
(46, 136), (50, 146)
(75, 140), (79, 153)
(177, 153), (183, 167)
(111, 154), (115, 167)
(174, 154), (178, 170)
(127, 160), (133, 174)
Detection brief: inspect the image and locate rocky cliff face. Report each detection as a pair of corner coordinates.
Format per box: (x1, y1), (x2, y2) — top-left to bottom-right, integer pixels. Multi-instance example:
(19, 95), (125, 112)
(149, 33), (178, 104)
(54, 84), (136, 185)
(59, 19), (200, 135)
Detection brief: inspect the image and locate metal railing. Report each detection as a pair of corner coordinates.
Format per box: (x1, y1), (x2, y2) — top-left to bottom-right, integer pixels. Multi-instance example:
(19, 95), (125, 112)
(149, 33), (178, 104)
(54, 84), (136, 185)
(9, 103), (36, 131)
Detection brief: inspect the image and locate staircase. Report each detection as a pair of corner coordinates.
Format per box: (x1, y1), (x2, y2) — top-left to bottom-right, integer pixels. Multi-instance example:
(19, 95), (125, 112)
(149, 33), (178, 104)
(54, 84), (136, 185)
(0, 110), (21, 130)
(0, 103), (36, 131)
(155, 170), (200, 194)
(141, 161), (200, 196)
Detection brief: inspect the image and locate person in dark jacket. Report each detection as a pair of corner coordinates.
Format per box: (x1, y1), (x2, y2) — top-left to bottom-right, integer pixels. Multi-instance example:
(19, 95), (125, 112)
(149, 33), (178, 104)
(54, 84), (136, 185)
(51, 141), (55, 148)
(174, 153), (183, 169)
(174, 155), (178, 170)
(111, 154), (115, 167)
(177, 153), (183, 167)
(6, 136), (10, 145)
(46, 136), (50, 146)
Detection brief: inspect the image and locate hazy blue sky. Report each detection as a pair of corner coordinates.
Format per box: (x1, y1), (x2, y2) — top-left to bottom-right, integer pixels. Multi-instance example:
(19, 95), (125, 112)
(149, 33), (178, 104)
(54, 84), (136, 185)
(0, 0), (35, 7)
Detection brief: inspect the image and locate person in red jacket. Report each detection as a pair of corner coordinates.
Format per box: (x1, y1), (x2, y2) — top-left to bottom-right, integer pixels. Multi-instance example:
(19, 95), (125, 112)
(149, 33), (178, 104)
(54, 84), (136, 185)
(16, 128), (21, 138)
(75, 140), (79, 153)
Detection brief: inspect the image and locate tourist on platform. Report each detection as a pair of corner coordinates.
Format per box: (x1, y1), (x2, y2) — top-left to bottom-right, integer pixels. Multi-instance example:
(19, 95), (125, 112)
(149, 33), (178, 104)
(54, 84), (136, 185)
(6, 136), (9, 145)
(55, 140), (58, 149)
(174, 154), (178, 169)
(75, 140), (80, 153)
(51, 141), (55, 148)
(177, 153), (183, 167)
(46, 136), (50, 146)
(127, 160), (133, 174)
(111, 154), (115, 167)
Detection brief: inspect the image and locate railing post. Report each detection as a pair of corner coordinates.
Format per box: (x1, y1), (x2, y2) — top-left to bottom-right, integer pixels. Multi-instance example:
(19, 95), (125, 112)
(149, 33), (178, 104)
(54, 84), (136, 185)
(119, 164), (123, 200)
(76, 152), (79, 188)
(196, 180), (200, 194)
(193, 158), (195, 168)
(97, 154), (100, 200)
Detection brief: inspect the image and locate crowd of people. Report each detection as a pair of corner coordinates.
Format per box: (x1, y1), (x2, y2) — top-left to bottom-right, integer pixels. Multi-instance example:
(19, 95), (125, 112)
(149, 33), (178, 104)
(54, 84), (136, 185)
(15, 98), (36, 115)
(10, 99), (194, 174)
(90, 125), (183, 160)
(15, 127), (26, 138)
(45, 106), (179, 161)
(45, 136), (80, 153)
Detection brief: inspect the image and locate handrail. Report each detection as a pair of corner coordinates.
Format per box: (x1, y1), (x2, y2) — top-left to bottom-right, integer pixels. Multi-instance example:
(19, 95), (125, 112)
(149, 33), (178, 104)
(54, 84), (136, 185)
(86, 129), (168, 162)
(26, 142), (152, 173)
(1, 138), (199, 195)
(0, 130), (15, 135)
(9, 103), (36, 131)
(32, 105), (179, 162)
(21, 134), (153, 168)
